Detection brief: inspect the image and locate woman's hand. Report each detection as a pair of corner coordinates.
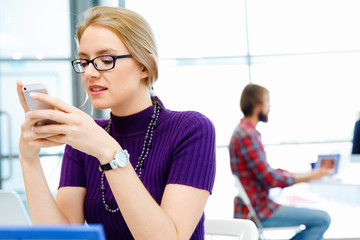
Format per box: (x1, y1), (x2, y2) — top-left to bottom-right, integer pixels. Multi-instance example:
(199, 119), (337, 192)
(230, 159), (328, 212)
(21, 88), (119, 161)
(17, 81), (63, 162)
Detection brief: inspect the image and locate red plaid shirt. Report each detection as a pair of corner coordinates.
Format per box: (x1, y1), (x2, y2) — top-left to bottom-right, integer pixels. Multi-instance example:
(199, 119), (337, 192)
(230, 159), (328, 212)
(229, 118), (295, 220)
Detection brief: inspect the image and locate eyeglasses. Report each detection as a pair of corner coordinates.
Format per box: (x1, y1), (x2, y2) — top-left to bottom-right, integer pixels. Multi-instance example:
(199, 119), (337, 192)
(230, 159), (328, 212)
(71, 54), (132, 73)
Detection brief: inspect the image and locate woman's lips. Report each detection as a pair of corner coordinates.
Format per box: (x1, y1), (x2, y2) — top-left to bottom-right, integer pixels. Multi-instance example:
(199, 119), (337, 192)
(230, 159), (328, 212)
(89, 85), (107, 96)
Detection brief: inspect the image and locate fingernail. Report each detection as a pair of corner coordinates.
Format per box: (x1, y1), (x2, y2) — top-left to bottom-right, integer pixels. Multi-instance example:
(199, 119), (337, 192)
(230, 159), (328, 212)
(31, 126), (37, 131)
(25, 112), (31, 117)
(30, 92), (39, 97)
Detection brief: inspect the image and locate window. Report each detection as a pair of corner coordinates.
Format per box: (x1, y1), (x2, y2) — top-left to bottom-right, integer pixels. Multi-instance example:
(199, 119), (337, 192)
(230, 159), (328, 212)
(127, 0), (248, 58)
(127, 0), (250, 146)
(127, 0), (360, 148)
(252, 53), (360, 144)
(0, 0), (71, 192)
(0, 0), (71, 58)
(247, 0), (360, 55)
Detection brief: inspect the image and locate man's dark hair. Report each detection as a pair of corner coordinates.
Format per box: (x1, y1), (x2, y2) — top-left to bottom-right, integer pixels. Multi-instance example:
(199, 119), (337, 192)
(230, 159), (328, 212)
(240, 84), (269, 116)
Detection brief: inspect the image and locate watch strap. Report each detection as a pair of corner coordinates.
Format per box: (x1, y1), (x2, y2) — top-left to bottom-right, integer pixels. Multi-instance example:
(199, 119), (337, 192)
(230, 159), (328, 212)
(99, 163), (113, 172)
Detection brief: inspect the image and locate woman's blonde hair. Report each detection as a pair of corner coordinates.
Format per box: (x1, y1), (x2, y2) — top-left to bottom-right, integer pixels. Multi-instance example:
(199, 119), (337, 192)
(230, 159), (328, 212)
(76, 6), (158, 87)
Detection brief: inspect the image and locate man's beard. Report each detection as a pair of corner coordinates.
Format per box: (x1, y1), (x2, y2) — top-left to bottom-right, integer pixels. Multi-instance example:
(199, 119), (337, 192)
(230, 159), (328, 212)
(258, 112), (268, 123)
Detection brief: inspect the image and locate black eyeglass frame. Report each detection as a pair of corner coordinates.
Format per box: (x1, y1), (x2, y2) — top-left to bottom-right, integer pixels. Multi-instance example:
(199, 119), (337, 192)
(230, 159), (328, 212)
(71, 54), (132, 73)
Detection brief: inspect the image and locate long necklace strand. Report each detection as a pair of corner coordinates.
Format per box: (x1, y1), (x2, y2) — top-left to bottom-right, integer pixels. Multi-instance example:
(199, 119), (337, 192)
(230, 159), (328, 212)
(100, 99), (161, 212)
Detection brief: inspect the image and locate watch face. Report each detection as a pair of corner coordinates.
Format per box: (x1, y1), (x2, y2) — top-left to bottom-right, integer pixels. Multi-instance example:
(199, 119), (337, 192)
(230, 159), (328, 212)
(115, 150), (130, 168)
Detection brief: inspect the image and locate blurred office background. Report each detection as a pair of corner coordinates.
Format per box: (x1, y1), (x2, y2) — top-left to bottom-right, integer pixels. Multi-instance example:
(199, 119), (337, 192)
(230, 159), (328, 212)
(1, 0), (359, 239)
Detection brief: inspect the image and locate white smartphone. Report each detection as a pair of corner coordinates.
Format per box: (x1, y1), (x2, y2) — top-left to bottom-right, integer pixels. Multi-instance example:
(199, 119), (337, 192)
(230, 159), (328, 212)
(22, 83), (58, 126)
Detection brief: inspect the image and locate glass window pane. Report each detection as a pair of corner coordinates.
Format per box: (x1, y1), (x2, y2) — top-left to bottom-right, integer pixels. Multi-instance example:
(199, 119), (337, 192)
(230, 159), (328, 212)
(1, 158), (25, 192)
(1, 156), (62, 192)
(251, 53), (360, 144)
(0, 0), (71, 58)
(0, 61), (72, 156)
(0, 61), (72, 191)
(155, 59), (249, 145)
(247, 0), (360, 55)
(127, 0), (248, 58)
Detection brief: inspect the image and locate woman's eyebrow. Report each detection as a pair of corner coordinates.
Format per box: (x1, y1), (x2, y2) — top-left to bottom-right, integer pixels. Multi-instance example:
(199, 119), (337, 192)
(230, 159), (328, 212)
(78, 48), (120, 58)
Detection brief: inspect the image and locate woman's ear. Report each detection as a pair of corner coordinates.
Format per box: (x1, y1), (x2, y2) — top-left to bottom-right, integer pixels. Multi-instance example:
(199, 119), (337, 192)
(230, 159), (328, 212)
(140, 54), (157, 80)
(140, 65), (149, 79)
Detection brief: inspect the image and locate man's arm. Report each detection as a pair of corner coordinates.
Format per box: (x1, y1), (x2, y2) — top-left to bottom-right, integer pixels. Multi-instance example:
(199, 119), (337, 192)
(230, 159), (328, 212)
(292, 169), (334, 184)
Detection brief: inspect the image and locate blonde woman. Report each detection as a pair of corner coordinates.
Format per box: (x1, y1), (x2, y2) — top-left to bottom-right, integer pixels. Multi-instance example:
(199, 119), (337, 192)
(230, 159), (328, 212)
(17, 6), (215, 240)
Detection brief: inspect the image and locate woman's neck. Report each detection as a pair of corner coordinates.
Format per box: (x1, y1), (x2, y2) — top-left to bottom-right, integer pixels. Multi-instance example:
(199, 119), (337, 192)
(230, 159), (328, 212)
(111, 88), (152, 117)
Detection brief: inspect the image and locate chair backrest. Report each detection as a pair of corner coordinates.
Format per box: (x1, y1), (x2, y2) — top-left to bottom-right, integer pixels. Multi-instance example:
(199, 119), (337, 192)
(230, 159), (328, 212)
(233, 175), (305, 240)
(205, 219), (259, 240)
(233, 175), (264, 230)
(0, 190), (31, 225)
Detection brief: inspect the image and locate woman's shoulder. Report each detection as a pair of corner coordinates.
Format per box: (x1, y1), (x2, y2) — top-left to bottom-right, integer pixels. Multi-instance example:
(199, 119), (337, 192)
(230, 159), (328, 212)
(163, 108), (215, 131)
(156, 97), (212, 126)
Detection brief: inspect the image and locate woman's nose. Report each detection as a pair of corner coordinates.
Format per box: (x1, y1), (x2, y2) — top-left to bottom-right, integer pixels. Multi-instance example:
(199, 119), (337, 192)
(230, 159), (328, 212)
(83, 63), (100, 78)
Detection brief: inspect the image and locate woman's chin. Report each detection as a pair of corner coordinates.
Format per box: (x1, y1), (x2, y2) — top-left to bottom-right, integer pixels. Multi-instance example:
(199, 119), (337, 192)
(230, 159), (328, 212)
(90, 101), (109, 110)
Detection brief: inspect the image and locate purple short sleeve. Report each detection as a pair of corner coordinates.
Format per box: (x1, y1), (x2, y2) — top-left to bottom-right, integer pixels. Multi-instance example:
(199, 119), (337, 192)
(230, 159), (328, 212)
(166, 112), (216, 194)
(58, 144), (86, 188)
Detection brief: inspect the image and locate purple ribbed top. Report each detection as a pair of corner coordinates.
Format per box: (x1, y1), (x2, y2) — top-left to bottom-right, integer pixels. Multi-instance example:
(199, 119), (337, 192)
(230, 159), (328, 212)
(58, 99), (216, 240)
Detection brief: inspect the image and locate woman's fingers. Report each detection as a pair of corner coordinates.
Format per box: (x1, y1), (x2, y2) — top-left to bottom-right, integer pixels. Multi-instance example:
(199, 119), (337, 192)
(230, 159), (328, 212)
(16, 81), (30, 113)
(26, 109), (66, 125)
(30, 120), (81, 144)
(44, 135), (67, 144)
(26, 111), (87, 144)
(29, 91), (78, 114)
(28, 138), (65, 149)
(31, 131), (64, 140)
(21, 123), (64, 152)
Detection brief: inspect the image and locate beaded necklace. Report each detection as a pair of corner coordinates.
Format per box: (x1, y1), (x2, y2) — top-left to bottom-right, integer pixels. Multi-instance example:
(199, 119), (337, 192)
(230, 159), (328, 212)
(100, 98), (161, 212)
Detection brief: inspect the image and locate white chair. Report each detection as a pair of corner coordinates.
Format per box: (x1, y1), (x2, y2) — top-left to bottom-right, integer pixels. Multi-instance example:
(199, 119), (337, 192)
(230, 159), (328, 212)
(233, 175), (305, 240)
(205, 218), (259, 240)
(0, 190), (31, 225)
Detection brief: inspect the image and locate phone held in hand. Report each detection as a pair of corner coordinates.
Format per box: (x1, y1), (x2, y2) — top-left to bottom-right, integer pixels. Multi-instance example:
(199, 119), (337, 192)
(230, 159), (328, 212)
(22, 83), (59, 126)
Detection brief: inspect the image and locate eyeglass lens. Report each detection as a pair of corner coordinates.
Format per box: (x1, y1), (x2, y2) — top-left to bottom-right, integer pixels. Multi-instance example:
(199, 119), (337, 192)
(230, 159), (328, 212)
(73, 55), (115, 73)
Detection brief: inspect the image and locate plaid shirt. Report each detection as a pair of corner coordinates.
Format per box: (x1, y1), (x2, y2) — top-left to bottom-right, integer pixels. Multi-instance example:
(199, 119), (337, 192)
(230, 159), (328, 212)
(229, 118), (295, 220)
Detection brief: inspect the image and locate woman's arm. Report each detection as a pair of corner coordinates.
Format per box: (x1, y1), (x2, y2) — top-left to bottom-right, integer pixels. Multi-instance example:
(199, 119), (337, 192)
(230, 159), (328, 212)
(105, 164), (209, 240)
(17, 81), (85, 224)
(99, 112), (213, 240)
(161, 185), (209, 239)
(56, 187), (86, 224)
(21, 160), (86, 224)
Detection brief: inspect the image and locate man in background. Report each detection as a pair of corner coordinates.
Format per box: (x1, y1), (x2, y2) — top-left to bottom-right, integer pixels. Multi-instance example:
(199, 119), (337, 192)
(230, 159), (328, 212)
(352, 116), (360, 154)
(230, 84), (332, 240)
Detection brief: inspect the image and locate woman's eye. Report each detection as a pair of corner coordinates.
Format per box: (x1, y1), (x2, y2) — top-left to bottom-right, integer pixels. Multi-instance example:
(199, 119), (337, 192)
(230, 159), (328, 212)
(101, 59), (113, 65)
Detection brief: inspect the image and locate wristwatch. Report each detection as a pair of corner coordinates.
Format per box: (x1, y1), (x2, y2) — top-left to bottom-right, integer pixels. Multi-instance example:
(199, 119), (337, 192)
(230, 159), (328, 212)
(99, 149), (130, 172)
